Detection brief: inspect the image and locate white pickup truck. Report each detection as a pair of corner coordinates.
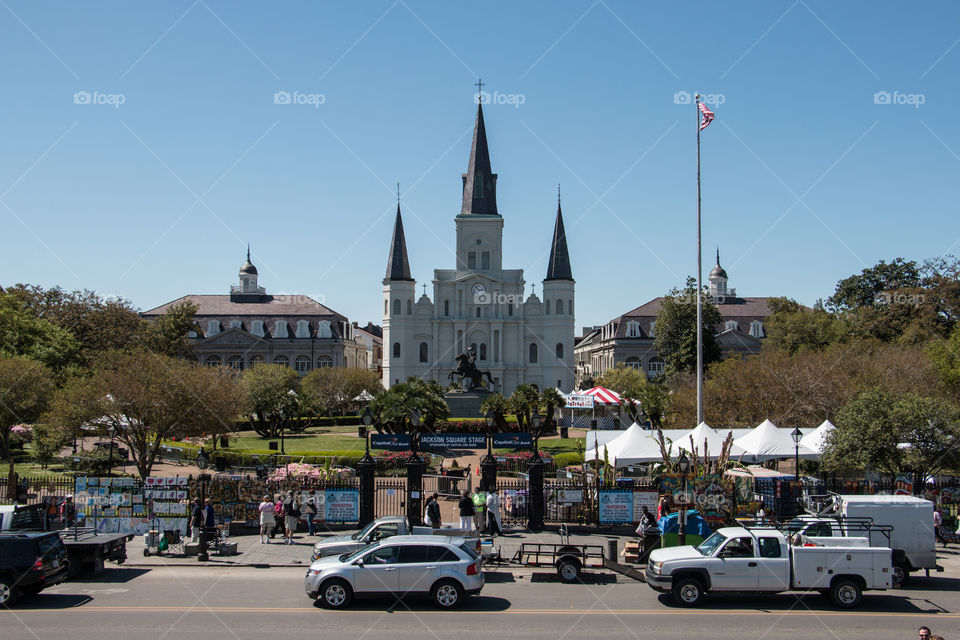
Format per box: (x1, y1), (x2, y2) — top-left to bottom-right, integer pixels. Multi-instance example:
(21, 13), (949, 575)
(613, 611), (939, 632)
(645, 526), (893, 608)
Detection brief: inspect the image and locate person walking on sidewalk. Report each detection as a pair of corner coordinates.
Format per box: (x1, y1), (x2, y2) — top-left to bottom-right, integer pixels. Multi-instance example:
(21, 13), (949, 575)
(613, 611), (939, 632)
(189, 498), (203, 542)
(486, 490), (502, 536)
(472, 488), (486, 533)
(458, 491), (474, 531)
(284, 493), (301, 545)
(258, 495), (275, 544)
(426, 493), (441, 529)
(272, 494), (285, 538)
(304, 497), (318, 535)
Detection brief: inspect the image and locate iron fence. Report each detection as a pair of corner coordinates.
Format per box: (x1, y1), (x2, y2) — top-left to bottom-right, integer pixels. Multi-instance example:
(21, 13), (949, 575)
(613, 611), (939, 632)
(1, 475), (77, 506)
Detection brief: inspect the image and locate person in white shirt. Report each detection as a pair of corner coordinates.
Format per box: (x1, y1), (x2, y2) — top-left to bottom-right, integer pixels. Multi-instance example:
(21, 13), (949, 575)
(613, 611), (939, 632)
(258, 495), (275, 544)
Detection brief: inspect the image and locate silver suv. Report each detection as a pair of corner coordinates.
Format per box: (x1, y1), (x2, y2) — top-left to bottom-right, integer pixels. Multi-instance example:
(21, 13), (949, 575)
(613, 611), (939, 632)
(305, 535), (484, 609)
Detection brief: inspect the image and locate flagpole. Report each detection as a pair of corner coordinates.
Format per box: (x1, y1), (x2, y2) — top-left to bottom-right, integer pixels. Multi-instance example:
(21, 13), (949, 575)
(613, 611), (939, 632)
(695, 94), (704, 427)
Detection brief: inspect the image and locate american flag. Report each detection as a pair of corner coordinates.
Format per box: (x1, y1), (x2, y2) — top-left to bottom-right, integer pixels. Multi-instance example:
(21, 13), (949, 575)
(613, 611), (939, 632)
(698, 100), (715, 131)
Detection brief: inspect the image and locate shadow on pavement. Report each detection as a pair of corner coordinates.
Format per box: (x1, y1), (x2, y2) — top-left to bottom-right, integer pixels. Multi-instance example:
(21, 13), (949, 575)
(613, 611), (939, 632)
(312, 595), (512, 612)
(655, 592), (948, 614)
(15, 593), (94, 609)
(482, 571), (516, 583)
(72, 568), (150, 583)
(899, 576), (960, 592)
(530, 572), (617, 585)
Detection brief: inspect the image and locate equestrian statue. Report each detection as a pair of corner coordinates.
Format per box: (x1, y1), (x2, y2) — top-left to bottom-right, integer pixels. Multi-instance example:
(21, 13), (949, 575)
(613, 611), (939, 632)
(448, 347), (495, 392)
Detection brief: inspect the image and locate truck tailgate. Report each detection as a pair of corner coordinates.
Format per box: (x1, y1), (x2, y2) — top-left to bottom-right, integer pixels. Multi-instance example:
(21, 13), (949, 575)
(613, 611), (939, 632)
(793, 547), (892, 590)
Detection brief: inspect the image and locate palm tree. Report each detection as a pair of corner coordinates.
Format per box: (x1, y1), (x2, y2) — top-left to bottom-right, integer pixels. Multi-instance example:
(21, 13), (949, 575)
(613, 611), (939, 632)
(508, 384), (541, 432)
(367, 377), (450, 434)
(479, 393), (510, 432)
(541, 387), (565, 433)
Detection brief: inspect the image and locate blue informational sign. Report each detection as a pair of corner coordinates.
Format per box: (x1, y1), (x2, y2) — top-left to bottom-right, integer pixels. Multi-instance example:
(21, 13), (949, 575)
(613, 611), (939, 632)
(420, 433), (487, 452)
(492, 433), (533, 449)
(598, 490), (635, 524)
(324, 489), (359, 523)
(370, 433), (412, 450)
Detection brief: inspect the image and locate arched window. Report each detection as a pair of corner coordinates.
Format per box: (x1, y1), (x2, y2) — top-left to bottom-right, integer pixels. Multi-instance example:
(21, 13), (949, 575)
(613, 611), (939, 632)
(393, 342), (401, 358)
(647, 357), (664, 377)
(205, 355), (221, 367)
(444, 300), (450, 316)
(625, 357), (641, 370)
(529, 343), (538, 364)
(407, 299), (413, 315)
(470, 342), (477, 356)
(250, 355), (265, 366)
(545, 301), (550, 315)
(556, 299), (563, 315)
(228, 355), (243, 370)
(317, 355), (333, 368)
(273, 355), (289, 367)
(479, 343), (487, 360)
(419, 342), (428, 363)
(476, 307), (481, 318)
(568, 299), (573, 315)
(393, 299), (401, 315)
(384, 299), (388, 315)
(295, 355), (311, 374)
(555, 343), (564, 359)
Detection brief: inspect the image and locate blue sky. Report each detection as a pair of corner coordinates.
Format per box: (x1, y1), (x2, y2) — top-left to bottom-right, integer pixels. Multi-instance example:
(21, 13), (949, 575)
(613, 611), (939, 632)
(1, 1), (958, 331)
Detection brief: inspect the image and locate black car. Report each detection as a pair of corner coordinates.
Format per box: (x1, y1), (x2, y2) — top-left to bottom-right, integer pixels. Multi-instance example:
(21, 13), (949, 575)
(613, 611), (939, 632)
(0, 531), (70, 606)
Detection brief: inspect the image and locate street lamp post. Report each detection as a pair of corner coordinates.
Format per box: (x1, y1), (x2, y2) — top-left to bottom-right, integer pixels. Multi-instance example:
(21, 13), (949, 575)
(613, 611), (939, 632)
(196, 448), (210, 562)
(357, 408), (376, 526)
(481, 411), (497, 493)
(528, 410), (544, 532)
(791, 428), (803, 481)
(107, 426), (116, 478)
(677, 452), (690, 546)
(406, 409), (425, 526)
(530, 410), (542, 460)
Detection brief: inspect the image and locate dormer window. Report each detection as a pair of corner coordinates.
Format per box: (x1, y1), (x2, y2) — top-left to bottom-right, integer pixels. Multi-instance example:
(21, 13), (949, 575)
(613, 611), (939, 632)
(295, 320), (311, 338)
(749, 320), (764, 339)
(725, 320), (739, 332)
(648, 321), (656, 338)
(318, 320), (332, 338)
(206, 320), (220, 336)
(250, 320), (265, 337)
(627, 321), (640, 338)
(274, 321), (288, 338)
(229, 320), (242, 330)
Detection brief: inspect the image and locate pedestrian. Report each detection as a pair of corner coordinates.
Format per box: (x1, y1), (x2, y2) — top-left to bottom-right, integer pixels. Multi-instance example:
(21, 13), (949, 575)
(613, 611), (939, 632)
(917, 626), (931, 640)
(657, 495), (669, 520)
(258, 494), (275, 544)
(636, 505), (656, 534)
(304, 497), (318, 535)
(59, 495), (76, 528)
(756, 500), (767, 525)
(272, 494), (285, 538)
(284, 494), (301, 544)
(472, 487), (486, 533)
(426, 492), (441, 529)
(204, 498), (216, 529)
(486, 490), (502, 536)
(189, 498), (203, 542)
(933, 509), (947, 547)
(458, 491), (474, 531)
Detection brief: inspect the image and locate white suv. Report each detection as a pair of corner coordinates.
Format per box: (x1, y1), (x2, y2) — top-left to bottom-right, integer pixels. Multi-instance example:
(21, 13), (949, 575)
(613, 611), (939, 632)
(305, 535), (484, 609)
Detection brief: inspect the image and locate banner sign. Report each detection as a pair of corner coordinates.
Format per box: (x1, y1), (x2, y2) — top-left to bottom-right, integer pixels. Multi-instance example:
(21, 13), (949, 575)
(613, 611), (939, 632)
(632, 490), (659, 522)
(556, 488), (583, 504)
(598, 490), (634, 524)
(564, 394), (595, 409)
(324, 488), (359, 523)
(419, 433), (487, 451)
(370, 433), (411, 450)
(492, 433), (532, 449)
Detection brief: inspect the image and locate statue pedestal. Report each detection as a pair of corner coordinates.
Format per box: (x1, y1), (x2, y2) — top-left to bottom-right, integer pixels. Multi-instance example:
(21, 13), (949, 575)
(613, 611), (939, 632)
(444, 390), (493, 419)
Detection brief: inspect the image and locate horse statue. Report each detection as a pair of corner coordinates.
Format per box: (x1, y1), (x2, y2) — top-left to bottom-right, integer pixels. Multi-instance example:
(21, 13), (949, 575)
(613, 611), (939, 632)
(448, 350), (495, 392)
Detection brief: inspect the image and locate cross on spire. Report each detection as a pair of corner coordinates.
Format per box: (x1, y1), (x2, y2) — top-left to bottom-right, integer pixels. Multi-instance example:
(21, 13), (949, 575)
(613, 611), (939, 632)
(475, 77), (485, 102)
(397, 182), (400, 207)
(422, 284), (427, 296)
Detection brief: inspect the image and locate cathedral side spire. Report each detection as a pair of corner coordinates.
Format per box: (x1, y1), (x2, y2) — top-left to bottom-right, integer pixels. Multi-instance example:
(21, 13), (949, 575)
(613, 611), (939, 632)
(385, 204), (413, 281)
(545, 189), (573, 281)
(460, 98), (499, 215)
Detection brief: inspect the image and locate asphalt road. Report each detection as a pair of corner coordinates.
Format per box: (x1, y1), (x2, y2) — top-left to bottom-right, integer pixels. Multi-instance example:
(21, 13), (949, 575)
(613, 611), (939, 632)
(3, 566), (958, 640)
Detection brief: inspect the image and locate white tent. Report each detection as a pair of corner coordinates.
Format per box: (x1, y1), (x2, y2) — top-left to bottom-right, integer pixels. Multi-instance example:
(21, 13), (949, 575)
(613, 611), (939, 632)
(734, 419), (818, 461)
(676, 422), (745, 459)
(585, 423), (668, 466)
(799, 420), (835, 455)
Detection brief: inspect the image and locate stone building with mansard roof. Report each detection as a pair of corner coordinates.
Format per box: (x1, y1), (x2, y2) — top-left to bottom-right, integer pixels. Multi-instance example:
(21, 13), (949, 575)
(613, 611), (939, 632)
(142, 248), (370, 374)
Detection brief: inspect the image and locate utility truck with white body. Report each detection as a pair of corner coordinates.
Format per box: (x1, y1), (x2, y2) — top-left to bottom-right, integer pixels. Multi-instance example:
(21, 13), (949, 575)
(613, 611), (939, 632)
(645, 526), (893, 609)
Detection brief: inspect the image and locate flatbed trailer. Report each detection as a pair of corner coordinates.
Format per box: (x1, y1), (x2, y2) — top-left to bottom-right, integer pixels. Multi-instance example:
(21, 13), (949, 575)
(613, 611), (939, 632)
(511, 542), (606, 582)
(58, 528), (134, 576)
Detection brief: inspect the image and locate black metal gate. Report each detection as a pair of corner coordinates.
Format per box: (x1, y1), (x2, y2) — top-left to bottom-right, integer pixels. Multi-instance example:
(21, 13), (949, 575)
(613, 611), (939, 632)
(374, 478), (405, 517)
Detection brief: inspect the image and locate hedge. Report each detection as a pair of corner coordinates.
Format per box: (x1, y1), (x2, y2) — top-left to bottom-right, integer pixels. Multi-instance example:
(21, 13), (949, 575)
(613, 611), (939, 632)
(552, 452), (583, 469)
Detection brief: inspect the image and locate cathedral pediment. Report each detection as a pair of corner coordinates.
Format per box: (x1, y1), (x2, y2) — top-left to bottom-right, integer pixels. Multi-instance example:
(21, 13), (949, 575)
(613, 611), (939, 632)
(201, 328), (268, 346)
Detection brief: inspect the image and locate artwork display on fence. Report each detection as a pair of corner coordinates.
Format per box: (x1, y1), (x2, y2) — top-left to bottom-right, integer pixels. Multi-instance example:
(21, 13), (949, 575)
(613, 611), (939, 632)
(74, 477), (189, 535)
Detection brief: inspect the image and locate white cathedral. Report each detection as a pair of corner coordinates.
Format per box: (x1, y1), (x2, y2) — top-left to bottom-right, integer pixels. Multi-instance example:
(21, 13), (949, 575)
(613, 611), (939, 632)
(381, 102), (575, 395)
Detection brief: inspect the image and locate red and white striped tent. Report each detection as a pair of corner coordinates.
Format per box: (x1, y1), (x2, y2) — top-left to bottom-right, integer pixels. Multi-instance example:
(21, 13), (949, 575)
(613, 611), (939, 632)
(572, 386), (639, 406)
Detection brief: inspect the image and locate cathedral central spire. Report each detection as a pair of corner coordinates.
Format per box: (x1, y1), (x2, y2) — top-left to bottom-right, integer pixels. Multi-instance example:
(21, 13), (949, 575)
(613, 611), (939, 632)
(385, 204), (413, 282)
(461, 101), (499, 215)
(545, 187), (573, 281)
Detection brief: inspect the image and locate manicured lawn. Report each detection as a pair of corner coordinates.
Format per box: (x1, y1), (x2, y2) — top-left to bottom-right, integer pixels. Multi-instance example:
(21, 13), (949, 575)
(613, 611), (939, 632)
(219, 432), (364, 454)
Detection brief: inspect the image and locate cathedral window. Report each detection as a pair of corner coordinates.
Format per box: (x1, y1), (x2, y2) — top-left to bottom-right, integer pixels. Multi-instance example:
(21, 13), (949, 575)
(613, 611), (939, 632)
(274, 355), (289, 367)
(317, 355), (333, 368)
(481, 251), (490, 269)
(228, 355), (243, 370)
(556, 343), (564, 359)
(508, 305), (513, 317)
(273, 321), (288, 338)
(569, 299), (573, 315)
(393, 342), (401, 358)
(476, 307), (481, 318)
(205, 355), (221, 367)
(384, 299), (388, 315)
(407, 299), (413, 315)
(468, 252), (477, 269)
(529, 343), (538, 364)
(556, 299), (563, 315)
(296, 320), (311, 338)
(479, 343), (487, 360)
(393, 299), (401, 315)
(444, 300), (450, 316)
(546, 301), (550, 315)
(419, 342), (428, 363)
(295, 355), (311, 374)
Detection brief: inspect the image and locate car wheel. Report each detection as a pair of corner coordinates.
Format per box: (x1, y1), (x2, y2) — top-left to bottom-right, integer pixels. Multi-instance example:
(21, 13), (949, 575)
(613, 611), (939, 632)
(830, 579), (862, 609)
(319, 578), (353, 609)
(892, 562), (909, 587)
(671, 577), (705, 607)
(557, 558), (581, 583)
(431, 579), (464, 609)
(0, 576), (18, 607)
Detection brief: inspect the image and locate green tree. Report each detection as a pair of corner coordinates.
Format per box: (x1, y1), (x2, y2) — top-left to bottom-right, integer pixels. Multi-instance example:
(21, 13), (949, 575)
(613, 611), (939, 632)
(508, 384), (541, 432)
(0, 293), (82, 373)
(478, 393), (510, 431)
(540, 387), (565, 432)
(302, 367), (383, 416)
(929, 326), (960, 387)
(653, 277), (722, 375)
(367, 377), (450, 434)
(827, 258), (921, 312)
(0, 356), (55, 459)
(763, 297), (848, 354)
(141, 301), (198, 359)
(241, 364), (302, 438)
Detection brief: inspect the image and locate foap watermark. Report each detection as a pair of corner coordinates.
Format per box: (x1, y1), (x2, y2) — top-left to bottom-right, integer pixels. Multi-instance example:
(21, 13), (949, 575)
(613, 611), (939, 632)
(474, 291), (524, 307)
(874, 292), (925, 308)
(273, 90), (325, 108)
(674, 91), (725, 106)
(73, 90), (125, 109)
(873, 90), (925, 109)
(474, 90), (526, 109)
